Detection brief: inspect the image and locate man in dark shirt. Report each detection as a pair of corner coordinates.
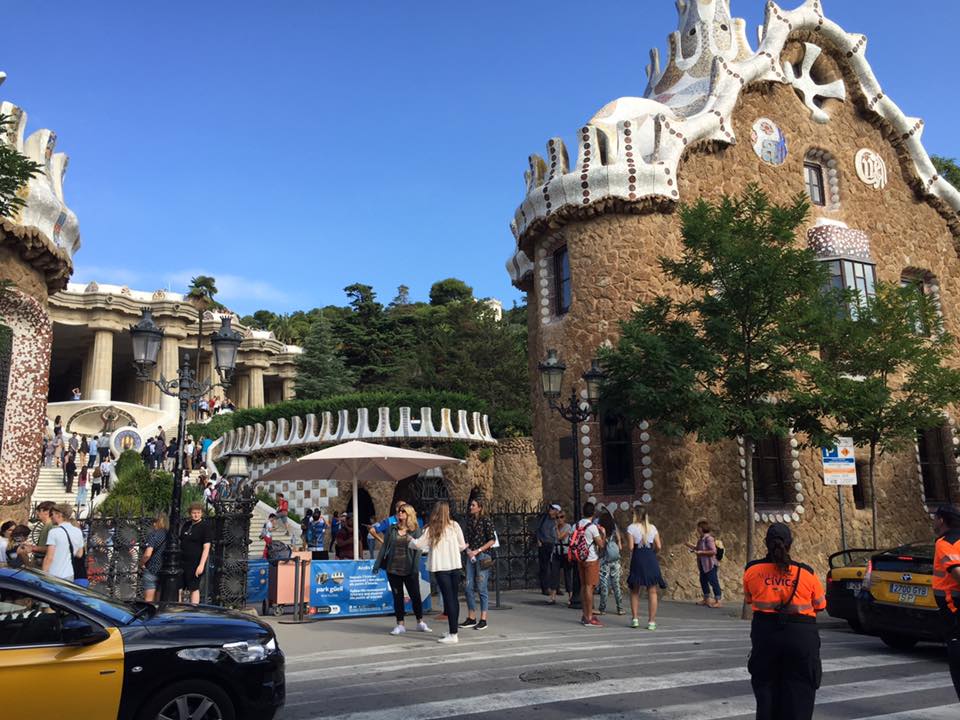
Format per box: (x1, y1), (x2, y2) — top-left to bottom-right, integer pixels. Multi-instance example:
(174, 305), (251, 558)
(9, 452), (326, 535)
(536, 504), (562, 602)
(179, 503), (212, 603)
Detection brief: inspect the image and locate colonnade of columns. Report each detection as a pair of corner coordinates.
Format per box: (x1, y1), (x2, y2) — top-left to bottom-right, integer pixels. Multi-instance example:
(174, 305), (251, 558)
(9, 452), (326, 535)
(71, 326), (296, 411)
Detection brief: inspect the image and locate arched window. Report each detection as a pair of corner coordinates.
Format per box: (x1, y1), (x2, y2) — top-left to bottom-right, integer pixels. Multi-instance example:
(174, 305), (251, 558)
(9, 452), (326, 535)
(804, 149), (840, 211)
(601, 412), (634, 494)
(900, 269), (942, 336)
(752, 436), (789, 507)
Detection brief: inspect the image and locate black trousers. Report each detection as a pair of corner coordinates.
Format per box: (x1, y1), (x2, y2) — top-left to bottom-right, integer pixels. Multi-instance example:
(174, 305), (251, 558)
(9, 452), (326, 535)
(387, 571), (423, 623)
(538, 544), (560, 593)
(938, 601), (960, 700)
(748, 616), (821, 720)
(433, 570), (459, 635)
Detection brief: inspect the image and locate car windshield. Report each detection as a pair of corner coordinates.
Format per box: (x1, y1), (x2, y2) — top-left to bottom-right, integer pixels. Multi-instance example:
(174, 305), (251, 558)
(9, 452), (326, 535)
(882, 542), (935, 559)
(7, 568), (135, 625)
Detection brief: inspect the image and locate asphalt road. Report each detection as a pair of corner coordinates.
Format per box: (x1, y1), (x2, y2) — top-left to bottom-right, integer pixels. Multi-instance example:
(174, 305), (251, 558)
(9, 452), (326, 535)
(269, 591), (958, 719)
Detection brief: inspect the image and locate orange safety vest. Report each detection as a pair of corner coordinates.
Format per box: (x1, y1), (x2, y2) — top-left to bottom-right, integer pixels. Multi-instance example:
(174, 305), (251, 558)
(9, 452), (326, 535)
(743, 560), (826, 618)
(933, 530), (960, 613)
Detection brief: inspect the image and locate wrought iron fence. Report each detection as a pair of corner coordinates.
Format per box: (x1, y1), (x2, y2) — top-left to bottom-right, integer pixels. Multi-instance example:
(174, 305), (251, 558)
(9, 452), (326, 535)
(27, 499), (256, 610)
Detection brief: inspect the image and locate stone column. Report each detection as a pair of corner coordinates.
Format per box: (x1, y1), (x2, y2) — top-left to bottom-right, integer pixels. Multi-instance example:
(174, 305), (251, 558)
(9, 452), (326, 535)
(86, 329), (113, 402)
(282, 377), (296, 401)
(235, 373), (251, 409)
(159, 337), (180, 415)
(248, 367), (265, 408)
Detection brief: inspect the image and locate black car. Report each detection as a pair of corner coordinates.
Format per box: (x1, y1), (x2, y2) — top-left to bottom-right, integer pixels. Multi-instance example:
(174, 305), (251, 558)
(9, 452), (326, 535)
(0, 567), (284, 720)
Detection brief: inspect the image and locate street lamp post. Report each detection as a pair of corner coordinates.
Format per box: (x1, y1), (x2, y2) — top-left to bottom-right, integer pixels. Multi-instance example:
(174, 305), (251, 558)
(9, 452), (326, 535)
(129, 307), (242, 602)
(538, 350), (605, 522)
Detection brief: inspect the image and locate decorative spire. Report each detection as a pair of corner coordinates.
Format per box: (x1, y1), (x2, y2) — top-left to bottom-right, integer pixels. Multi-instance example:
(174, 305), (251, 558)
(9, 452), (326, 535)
(644, 0), (752, 115)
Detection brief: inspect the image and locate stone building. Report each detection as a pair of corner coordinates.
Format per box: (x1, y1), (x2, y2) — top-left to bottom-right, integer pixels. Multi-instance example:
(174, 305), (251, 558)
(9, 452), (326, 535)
(506, 0), (960, 598)
(0, 72), (77, 520)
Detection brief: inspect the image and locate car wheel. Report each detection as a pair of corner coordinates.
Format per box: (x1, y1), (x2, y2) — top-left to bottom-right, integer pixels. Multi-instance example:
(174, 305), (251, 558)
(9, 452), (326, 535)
(138, 679), (236, 720)
(880, 633), (919, 651)
(847, 618), (863, 633)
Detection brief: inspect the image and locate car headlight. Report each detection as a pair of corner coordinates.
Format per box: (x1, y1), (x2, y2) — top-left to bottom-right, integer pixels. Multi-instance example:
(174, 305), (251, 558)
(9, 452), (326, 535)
(222, 637), (277, 663)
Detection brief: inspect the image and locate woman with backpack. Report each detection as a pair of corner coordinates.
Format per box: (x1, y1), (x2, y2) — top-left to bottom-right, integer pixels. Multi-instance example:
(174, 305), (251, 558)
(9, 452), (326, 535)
(685, 519), (722, 607)
(626, 507), (664, 630)
(596, 512), (624, 617)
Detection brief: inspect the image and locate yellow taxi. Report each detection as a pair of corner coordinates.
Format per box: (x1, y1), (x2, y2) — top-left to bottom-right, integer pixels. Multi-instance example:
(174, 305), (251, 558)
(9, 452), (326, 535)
(1, 567), (285, 720)
(857, 541), (947, 650)
(825, 547), (874, 631)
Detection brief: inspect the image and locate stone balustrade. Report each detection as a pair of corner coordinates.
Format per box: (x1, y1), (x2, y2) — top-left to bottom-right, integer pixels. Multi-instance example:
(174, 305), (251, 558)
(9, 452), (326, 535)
(220, 406), (497, 455)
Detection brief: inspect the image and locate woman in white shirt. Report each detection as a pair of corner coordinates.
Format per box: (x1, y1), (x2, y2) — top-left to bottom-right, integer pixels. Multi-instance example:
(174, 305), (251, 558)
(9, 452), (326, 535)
(626, 507), (664, 630)
(0, 521), (14, 567)
(410, 502), (467, 644)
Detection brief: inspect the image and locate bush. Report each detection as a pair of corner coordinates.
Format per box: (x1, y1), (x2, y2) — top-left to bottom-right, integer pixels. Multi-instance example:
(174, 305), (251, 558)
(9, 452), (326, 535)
(446, 441), (469, 460)
(99, 457), (204, 517)
(478, 447), (494, 463)
(186, 414), (235, 444)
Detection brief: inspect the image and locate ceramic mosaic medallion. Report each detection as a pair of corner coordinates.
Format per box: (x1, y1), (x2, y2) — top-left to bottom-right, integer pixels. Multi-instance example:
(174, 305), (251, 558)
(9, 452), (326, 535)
(855, 149), (888, 190)
(751, 118), (788, 166)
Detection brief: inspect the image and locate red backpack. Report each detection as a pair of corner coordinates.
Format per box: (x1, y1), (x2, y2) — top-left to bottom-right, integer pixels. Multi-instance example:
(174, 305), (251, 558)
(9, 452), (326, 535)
(567, 523), (592, 562)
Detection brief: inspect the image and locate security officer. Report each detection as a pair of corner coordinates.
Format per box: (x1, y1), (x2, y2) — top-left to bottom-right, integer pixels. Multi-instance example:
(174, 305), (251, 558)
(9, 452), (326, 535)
(932, 504), (960, 700)
(743, 523), (826, 720)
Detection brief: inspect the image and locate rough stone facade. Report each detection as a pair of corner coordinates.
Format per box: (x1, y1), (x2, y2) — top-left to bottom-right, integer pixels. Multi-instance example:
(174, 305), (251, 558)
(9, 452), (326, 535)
(519, 37), (960, 599)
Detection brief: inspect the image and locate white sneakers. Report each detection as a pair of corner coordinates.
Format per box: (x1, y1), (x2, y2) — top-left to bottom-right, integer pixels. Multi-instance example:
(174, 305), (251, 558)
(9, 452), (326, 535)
(437, 633), (459, 644)
(390, 625), (406, 635)
(417, 621), (432, 632)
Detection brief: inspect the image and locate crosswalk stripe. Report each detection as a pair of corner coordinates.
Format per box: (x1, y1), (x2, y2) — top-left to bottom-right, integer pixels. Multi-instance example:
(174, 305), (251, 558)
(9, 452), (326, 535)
(284, 645), (746, 703)
(589, 674), (955, 720)
(282, 624), (749, 666)
(285, 635), (753, 681)
(300, 654), (931, 720)
(851, 706), (959, 720)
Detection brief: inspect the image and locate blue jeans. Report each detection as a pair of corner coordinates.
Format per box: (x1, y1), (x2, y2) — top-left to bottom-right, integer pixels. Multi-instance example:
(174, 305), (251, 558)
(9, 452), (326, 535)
(465, 553), (491, 614)
(699, 566), (722, 600)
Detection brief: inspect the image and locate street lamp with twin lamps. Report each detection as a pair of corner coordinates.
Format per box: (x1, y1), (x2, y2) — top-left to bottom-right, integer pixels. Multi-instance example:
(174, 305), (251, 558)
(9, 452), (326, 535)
(537, 349), (605, 523)
(129, 307), (243, 601)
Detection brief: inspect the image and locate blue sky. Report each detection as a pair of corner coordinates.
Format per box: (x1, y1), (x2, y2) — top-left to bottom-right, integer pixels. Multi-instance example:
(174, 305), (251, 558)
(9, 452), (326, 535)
(3, 1), (958, 315)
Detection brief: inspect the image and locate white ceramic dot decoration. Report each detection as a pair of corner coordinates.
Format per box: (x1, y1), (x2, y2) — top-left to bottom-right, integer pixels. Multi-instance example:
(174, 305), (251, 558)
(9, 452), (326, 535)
(790, 439), (798, 448)
(588, 496), (596, 504)
(641, 444), (651, 454)
(743, 493), (749, 501)
(583, 483), (593, 493)
(642, 468), (652, 479)
(640, 421), (649, 431)
(583, 471), (593, 481)
(761, 514), (769, 522)
(791, 449), (800, 458)
(794, 483), (803, 491)
(791, 513), (800, 522)
(580, 389), (588, 399)
(642, 493), (652, 503)
(581, 436), (590, 445)
(797, 506), (805, 514)
(755, 513), (761, 521)
(579, 402), (590, 412)
(740, 469), (746, 478)
(791, 460), (800, 469)
(793, 471), (802, 480)
(581, 424), (590, 434)
(742, 481), (748, 489)
(620, 502), (630, 511)
(641, 456), (652, 466)
(538, 259), (548, 268)
(796, 494), (804, 502)
(607, 502), (618, 514)
(583, 459), (592, 469)
(775, 514), (783, 522)
(643, 480), (654, 490)
(583, 448), (592, 457)
(634, 500), (644, 507)
(738, 446), (745, 456)
(783, 515), (791, 523)
(640, 432), (650, 442)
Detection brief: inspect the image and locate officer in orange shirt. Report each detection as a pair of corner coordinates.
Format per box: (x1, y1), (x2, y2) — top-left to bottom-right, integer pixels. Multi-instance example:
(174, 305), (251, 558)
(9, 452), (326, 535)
(743, 523), (826, 720)
(933, 504), (960, 700)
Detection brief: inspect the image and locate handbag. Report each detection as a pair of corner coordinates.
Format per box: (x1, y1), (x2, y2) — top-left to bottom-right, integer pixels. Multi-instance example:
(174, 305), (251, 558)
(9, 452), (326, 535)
(478, 554), (494, 570)
(61, 527), (87, 581)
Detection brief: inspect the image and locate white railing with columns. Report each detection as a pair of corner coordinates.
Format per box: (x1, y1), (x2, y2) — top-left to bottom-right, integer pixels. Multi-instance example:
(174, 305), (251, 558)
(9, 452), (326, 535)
(219, 406), (497, 455)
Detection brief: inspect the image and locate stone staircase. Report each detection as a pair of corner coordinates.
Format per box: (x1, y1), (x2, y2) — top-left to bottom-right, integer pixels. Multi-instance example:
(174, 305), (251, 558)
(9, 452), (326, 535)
(32, 466), (91, 515)
(249, 501), (302, 558)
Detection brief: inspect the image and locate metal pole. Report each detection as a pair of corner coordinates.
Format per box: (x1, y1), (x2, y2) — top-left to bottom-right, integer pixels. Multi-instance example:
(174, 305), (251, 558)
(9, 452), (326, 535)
(159, 354), (190, 602)
(837, 485), (848, 553)
(571, 403), (582, 522)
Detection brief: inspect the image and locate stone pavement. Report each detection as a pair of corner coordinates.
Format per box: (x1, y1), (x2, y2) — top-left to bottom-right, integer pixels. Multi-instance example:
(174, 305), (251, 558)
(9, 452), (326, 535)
(269, 590), (957, 719)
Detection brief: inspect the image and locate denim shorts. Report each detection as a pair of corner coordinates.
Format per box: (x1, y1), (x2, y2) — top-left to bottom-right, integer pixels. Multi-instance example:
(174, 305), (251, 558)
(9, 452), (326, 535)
(142, 570), (160, 591)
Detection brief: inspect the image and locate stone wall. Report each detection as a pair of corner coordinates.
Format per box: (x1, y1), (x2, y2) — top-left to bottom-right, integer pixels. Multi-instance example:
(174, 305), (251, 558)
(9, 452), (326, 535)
(525, 42), (959, 599)
(493, 437), (544, 506)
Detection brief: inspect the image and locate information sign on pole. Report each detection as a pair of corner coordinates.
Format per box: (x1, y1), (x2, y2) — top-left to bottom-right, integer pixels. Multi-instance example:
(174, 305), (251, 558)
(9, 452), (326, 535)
(821, 437), (858, 486)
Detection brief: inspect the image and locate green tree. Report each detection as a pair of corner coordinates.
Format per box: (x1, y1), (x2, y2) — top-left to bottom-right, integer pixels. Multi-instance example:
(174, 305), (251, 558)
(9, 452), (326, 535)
(391, 284), (411, 307)
(932, 156), (960, 190)
(186, 275), (219, 417)
(294, 314), (355, 399)
(599, 187), (833, 618)
(429, 278), (473, 306)
(241, 309), (278, 331)
(813, 282), (960, 547)
(0, 113), (43, 219)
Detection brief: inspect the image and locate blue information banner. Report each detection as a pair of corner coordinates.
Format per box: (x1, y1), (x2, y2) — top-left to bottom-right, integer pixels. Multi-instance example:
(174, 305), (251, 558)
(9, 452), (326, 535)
(309, 558), (432, 618)
(246, 559), (269, 605)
